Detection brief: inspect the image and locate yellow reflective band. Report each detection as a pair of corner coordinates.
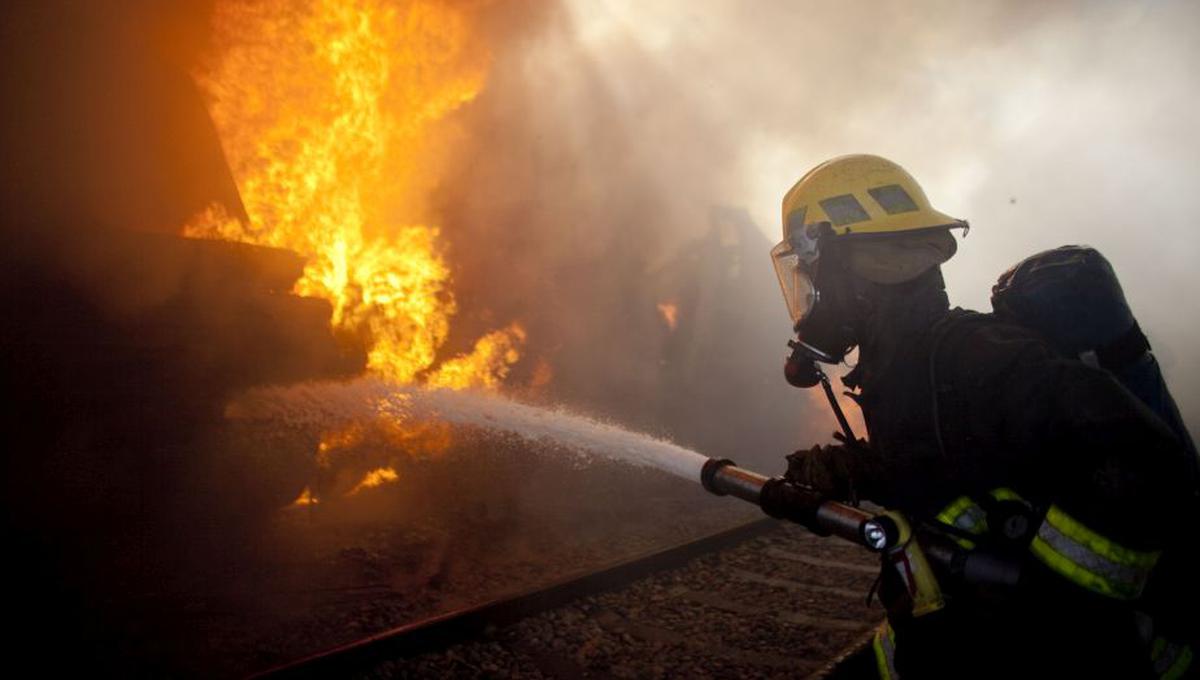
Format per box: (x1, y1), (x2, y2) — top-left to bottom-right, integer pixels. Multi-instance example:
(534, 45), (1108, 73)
(935, 496), (987, 534)
(1030, 505), (1160, 600)
(951, 536), (977, 550)
(1044, 505), (1160, 569)
(1165, 647), (1192, 680)
(1030, 535), (1127, 598)
(873, 623), (897, 680)
(989, 487), (1023, 502)
(1152, 638), (1193, 680)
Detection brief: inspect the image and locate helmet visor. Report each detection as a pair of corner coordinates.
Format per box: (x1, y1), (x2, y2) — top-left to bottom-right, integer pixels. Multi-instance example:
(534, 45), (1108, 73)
(771, 240), (818, 324)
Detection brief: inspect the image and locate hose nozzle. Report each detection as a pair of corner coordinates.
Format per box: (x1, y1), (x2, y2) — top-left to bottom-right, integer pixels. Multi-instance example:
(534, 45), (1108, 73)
(700, 457), (895, 551)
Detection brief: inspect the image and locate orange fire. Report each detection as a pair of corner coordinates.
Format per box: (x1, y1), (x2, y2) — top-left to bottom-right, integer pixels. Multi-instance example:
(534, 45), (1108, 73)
(347, 467), (400, 495)
(187, 0), (529, 502)
(292, 487), (320, 506)
(186, 0), (523, 387)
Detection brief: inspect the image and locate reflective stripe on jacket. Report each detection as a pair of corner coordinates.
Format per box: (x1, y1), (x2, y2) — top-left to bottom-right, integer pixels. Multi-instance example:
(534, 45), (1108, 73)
(872, 622), (899, 680)
(1029, 504), (1160, 601)
(933, 487), (1022, 549)
(935, 489), (1160, 601)
(1150, 636), (1194, 680)
(920, 493), (1178, 679)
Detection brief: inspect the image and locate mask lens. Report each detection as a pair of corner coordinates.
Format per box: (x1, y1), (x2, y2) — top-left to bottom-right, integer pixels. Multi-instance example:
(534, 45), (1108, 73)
(787, 216), (822, 264)
(771, 241), (818, 323)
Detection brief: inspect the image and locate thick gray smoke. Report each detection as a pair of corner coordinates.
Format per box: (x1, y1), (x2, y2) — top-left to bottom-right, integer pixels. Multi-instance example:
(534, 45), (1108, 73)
(448, 0), (1200, 433)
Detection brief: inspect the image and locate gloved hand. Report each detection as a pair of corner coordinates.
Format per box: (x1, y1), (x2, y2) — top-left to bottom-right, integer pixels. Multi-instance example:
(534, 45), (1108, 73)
(785, 444), (858, 501)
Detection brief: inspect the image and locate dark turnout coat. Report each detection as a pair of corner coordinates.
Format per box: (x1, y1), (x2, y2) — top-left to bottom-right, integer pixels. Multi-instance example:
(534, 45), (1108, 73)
(829, 308), (1197, 678)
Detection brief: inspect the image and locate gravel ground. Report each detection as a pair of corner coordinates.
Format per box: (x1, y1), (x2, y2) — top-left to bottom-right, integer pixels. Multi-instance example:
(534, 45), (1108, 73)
(88, 447), (773, 677)
(80, 446), (882, 678)
(364, 523), (884, 679)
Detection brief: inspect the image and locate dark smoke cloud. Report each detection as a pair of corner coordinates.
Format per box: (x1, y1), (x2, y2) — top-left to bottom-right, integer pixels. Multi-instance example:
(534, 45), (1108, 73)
(438, 2), (811, 469)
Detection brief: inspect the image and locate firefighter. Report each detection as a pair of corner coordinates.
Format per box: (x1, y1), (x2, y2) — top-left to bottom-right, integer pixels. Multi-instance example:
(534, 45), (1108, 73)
(773, 155), (1197, 678)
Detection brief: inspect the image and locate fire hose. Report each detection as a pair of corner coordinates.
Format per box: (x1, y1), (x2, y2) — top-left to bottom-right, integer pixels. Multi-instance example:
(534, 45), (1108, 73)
(700, 458), (1021, 613)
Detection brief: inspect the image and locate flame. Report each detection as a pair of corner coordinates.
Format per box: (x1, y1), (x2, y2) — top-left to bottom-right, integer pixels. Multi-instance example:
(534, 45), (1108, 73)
(292, 487), (320, 506)
(427, 323), (527, 389)
(347, 466), (400, 495)
(186, 0), (523, 387)
(657, 302), (679, 331)
(309, 406), (453, 501)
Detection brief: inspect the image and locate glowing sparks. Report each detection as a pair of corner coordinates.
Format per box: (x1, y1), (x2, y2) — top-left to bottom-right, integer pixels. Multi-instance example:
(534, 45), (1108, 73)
(186, 0), (524, 387)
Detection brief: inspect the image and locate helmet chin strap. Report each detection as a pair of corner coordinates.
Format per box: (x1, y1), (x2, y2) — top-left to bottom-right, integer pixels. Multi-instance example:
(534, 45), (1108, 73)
(785, 339), (861, 450)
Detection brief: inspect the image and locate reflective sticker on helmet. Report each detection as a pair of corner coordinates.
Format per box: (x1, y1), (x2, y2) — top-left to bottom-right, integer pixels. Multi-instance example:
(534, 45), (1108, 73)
(819, 194), (871, 226)
(868, 184), (920, 215)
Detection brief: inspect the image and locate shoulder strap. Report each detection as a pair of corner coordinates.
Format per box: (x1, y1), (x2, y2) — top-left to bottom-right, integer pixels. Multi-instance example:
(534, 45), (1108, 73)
(927, 310), (991, 460)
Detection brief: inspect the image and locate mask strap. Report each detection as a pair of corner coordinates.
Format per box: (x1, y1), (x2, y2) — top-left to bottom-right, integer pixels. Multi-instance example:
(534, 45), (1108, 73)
(787, 340), (861, 449)
(816, 363), (860, 450)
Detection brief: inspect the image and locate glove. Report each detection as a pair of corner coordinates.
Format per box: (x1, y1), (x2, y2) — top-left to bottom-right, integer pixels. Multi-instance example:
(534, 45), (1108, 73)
(785, 444), (857, 501)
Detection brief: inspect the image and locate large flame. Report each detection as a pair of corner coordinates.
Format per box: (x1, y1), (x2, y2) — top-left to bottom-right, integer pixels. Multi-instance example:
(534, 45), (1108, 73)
(186, 0), (522, 387)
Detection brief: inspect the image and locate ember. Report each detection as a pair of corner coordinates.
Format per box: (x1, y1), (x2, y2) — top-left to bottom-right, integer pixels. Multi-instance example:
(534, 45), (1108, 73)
(657, 301), (679, 331)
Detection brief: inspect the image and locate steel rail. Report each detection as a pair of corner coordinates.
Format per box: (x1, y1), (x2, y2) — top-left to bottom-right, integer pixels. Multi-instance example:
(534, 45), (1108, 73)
(249, 517), (779, 679)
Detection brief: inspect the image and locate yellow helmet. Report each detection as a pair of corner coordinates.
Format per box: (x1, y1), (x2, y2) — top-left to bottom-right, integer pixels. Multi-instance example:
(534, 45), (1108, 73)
(772, 154), (966, 324)
(781, 154), (965, 240)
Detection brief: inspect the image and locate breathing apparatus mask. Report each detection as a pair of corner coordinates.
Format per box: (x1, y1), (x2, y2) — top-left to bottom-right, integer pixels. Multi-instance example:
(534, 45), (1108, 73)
(771, 220), (865, 448)
(772, 219), (859, 388)
(770, 214), (823, 330)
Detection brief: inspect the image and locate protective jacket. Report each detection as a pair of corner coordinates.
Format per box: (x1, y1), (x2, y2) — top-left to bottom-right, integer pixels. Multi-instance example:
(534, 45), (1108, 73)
(812, 307), (1197, 678)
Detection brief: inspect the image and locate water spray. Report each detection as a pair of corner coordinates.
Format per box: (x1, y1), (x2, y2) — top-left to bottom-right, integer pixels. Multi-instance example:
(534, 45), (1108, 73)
(233, 380), (1020, 591)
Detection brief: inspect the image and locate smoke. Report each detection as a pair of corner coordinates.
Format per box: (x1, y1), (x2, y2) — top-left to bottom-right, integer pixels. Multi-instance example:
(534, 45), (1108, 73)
(441, 0), (1200, 434)
(3, 0), (1194, 508)
(2, 2), (1195, 672)
(0, 1), (231, 240)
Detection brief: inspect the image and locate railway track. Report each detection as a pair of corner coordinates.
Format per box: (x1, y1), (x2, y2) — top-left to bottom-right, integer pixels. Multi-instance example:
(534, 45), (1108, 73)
(251, 519), (884, 679)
